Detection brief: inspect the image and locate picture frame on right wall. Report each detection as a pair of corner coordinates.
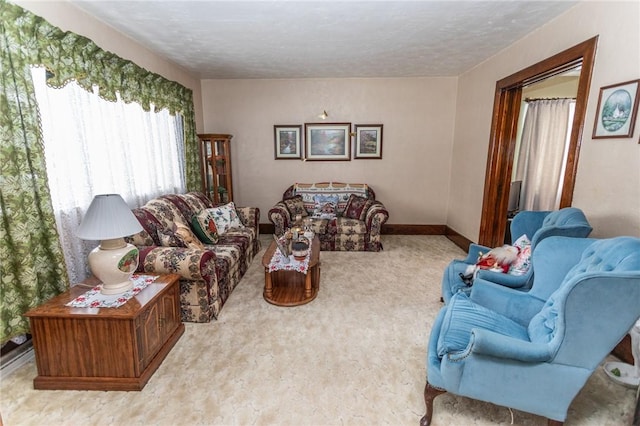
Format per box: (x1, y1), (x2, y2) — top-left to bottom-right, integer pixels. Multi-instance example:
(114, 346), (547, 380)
(354, 124), (383, 159)
(592, 79), (640, 139)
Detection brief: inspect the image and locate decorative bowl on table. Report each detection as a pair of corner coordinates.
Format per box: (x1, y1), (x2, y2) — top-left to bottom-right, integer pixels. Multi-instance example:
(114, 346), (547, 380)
(291, 239), (310, 261)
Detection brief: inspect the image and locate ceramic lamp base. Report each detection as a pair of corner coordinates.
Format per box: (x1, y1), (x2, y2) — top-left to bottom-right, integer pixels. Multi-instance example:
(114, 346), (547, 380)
(88, 238), (139, 295)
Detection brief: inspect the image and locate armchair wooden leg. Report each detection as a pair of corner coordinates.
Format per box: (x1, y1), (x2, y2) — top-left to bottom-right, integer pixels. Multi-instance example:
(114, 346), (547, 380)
(420, 382), (446, 426)
(548, 420), (564, 426)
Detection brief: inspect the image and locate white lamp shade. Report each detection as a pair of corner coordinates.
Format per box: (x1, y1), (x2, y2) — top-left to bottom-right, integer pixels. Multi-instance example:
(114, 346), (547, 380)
(76, 194), (142, 240)
(77, 194), (143, 294)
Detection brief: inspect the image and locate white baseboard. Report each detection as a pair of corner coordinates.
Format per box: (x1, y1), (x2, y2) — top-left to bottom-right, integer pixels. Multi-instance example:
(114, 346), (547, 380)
(0, 346), (34, 378)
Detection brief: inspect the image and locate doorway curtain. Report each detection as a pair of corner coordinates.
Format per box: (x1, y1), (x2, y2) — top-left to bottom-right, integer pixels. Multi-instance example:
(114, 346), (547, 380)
(0, 0), (201, 344)
(514, 98), (575, 211)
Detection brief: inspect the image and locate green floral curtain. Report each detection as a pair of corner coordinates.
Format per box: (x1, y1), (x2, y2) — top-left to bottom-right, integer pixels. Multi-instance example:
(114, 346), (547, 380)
(0, 0), (201, 344)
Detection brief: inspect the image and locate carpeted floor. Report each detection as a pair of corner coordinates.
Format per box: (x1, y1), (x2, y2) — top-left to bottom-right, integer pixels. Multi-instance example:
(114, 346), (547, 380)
(0, 235), (636, 425)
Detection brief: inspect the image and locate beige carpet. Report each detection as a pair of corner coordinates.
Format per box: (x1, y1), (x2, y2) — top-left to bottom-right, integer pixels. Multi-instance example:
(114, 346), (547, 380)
(0, 235), (636, 426)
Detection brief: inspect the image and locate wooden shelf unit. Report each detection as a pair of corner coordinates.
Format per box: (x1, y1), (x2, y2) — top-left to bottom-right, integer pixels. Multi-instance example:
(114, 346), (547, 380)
(198, 133), (233, 204)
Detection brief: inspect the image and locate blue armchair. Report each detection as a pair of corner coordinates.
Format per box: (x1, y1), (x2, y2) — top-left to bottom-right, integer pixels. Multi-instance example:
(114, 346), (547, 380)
(441, 207), (592, 304)
(422, 236), (640, 425)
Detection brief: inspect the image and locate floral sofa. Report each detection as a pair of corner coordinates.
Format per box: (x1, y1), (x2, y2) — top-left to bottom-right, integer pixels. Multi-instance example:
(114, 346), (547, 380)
(125, 192), (260, 323)
(268, 182), (389, 251)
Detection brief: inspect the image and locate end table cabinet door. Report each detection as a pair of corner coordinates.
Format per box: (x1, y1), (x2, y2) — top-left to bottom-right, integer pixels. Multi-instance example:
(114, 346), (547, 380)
(136, 281), (181, 371)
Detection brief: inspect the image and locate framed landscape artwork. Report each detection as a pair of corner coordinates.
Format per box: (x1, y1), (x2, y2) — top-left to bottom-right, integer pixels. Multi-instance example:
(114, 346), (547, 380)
(274, 125), (302, 159)
(354, 124), (383, 159)
(304, 123), (351, 161)
(592, 79), (640, 139)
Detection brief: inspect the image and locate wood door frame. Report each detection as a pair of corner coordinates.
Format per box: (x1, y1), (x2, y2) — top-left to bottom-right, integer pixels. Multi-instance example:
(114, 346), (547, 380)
(478, 36), (598, 248)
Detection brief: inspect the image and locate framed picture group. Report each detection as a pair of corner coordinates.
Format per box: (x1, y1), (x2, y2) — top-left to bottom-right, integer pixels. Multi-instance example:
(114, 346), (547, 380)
(274, 122), (383, 160)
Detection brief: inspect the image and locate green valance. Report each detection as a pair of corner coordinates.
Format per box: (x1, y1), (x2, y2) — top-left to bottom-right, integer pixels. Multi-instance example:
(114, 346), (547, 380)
(2, 0), (200, 188)
(0, 0), (200, 343)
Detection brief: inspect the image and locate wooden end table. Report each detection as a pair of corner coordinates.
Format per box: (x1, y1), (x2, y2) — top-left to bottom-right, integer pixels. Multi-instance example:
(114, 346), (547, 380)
(262, 236), (321, 306)
(25, 274), (184, 391)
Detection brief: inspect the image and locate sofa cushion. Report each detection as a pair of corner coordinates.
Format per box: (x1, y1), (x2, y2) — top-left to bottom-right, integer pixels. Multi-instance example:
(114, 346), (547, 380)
(210, 202), (244, 235)
(158, 222), (205, 250)
(175, 222), (205, 250)
(335, 217), (368, 234)
(191, 209), (220, 244)
(129, 208), (163, 246)
(180, 192), (213, 213)
(283, 195), (308, 218)
(307, 218), (330, 235)
(343, 194), (374, 221)
(144, 197), (189, 229)
(437, 292), (529, 357)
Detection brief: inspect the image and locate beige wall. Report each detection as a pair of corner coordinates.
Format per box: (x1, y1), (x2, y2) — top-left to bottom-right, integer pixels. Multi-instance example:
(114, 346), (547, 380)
(14, 1), (640, 236)
(14, 0), (204, 132)
(449, 1), (640, 240)
(201, 78), (458, 224)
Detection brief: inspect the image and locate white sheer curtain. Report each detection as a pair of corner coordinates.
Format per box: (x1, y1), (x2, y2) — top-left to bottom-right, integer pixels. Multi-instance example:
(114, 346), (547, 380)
(31, 67), (186, 284)
(514, 98), (575, 211)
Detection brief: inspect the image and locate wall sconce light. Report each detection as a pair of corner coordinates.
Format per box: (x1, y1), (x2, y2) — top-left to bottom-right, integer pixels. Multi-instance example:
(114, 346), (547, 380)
(318, 110), (328, 120)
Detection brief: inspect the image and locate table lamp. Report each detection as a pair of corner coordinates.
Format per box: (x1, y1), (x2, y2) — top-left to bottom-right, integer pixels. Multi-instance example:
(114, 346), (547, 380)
(76, 194), (143, 294)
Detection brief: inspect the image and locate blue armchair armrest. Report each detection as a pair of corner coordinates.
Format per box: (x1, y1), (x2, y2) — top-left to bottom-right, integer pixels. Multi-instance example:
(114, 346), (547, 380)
(475, 269), (530, 288)
(449, 328), (553, 363)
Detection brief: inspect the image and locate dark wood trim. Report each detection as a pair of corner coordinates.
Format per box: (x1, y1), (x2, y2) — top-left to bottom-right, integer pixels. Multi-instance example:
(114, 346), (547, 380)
(260, 223), (446, 236)
(444, 226), (472, 252)
(260, 223), (275, 235)
(479, 37), (598, 248)
(612, 335), (633, 365)
(381, 224), (445, 235)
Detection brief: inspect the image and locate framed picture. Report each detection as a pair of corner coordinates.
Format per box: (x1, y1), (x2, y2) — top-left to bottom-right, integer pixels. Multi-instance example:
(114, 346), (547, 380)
(274, 125), (302, 159)
(304, 123), (351, 161)
(354, 124), (383, 159)
(592, 79), (640, 139)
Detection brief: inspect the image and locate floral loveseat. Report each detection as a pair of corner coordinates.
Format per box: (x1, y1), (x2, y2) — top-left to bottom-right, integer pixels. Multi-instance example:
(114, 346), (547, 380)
(268, 182), (389, 251)
(126, 192), (260, 322)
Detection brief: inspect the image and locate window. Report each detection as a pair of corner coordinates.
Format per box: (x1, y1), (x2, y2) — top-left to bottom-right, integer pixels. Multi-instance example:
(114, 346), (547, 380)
(31, 67), (186, 283)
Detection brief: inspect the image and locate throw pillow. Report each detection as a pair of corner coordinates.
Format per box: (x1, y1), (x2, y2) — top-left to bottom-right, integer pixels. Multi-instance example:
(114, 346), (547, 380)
(159, 222), (205, 250)
(158, 229), (187, 248)
(210, 202), (244, 235)
(283, 195), (308, 218)
(191, 209), (220, 244)
(343, 194), (373, 221)
(509, 234), (532, 276)
(312, 194), (338, 219)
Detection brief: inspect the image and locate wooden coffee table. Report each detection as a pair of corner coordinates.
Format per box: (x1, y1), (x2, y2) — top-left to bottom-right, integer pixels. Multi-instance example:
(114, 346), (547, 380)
(262, 236), (321, 306)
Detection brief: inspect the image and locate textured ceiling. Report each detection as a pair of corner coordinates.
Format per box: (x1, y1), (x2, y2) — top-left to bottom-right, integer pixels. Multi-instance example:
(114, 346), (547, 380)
(69, 0), (578, 79)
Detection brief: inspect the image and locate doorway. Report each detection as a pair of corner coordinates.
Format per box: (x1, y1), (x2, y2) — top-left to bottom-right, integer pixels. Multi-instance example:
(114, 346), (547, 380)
(478, 36), (598, 248)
